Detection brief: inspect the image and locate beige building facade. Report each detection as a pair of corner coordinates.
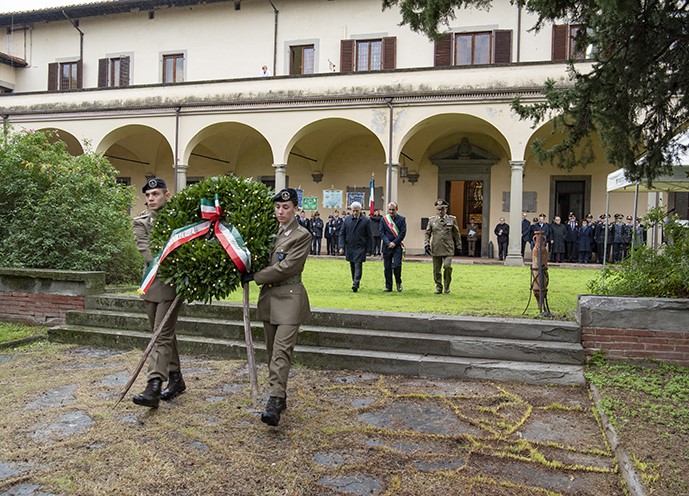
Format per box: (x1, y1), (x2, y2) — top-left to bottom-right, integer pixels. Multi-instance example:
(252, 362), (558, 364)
(0, 0), (663, 260)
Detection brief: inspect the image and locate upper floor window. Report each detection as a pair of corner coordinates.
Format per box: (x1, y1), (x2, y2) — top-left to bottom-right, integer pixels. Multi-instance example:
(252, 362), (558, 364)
(552, 24), (591, 61)
(98, 56), (131, 88)
(340, 37), (396, 73)
(47, 60), (82, 91)
(290, 45), (315, 75)
(455, 32), (491, 65)
(356, 40), (382, 71)
(434, 30), (512, 67)
(162, 53), (185, 84)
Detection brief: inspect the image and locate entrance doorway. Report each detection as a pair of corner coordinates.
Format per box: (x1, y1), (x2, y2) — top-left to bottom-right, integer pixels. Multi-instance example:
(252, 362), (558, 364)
(554, 180), (585, 220)
(446, 179), (483, 256)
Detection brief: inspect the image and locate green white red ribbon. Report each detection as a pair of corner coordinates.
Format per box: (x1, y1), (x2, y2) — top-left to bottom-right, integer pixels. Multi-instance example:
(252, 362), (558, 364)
(383, 213), (405, 255)
(139, 194), (251, 294)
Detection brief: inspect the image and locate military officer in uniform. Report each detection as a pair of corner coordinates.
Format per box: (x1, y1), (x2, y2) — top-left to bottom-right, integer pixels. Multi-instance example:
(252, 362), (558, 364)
(132, 178), (186, 408)
(424, 199), (461, 294)
(242, 188), (311, 426)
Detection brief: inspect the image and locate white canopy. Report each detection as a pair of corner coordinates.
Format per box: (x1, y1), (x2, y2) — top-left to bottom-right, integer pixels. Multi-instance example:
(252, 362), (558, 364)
(606, 132), (689, 193)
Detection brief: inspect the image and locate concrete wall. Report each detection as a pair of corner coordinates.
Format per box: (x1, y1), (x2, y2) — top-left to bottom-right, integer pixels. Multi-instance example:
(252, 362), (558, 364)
(578, 295), (689, 366)
(0, 268), (105, 325)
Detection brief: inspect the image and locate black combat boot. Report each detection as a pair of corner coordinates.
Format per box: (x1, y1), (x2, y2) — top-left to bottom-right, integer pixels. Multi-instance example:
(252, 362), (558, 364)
(160, 371), (186, 401)
(132, 378), (162, 408)
(435, 284), (442, 294)
(260, 396), (287, 426)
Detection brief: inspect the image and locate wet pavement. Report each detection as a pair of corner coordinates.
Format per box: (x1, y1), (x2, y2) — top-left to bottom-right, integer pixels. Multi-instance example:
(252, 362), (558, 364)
(0, 344), (626, 495)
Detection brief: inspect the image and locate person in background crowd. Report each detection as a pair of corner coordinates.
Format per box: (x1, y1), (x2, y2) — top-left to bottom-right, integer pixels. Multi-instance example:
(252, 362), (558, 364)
(521, 212), (531, 257)
(549, 216), (567, 263)
(325, 214), (336, 255)
(577, 219), (594, 263)
(612, 214), (626, 262)
(339, 202), (373, 292)
(370, 209), (383, 256)
(586, 214), (596, 261)
(594, 214), (611, 264)
(466, 221), (479, 257)
(530, 214), (550, 248)
(565, 213), (579, 262)
(622, 215), (634, 258)
(310, 211), (323, 255)
(493, 217), (509, 261)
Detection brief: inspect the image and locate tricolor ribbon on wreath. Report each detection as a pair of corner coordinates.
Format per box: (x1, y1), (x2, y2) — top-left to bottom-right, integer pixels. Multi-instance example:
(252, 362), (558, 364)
(138, 194), (251, 294)
(382, 213), (405, 257)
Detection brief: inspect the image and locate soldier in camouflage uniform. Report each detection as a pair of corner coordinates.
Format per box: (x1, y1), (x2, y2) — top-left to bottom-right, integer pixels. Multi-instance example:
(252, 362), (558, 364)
(424, 199), (461, 294)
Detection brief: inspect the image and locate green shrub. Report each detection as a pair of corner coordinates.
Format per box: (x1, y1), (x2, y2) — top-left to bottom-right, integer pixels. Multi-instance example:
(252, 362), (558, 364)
(0, 129), (139, 284)
(589, 207), (689, 297)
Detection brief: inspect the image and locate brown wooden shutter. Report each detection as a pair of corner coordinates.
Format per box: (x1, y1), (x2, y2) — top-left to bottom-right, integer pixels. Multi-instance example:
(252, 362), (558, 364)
(382, 36), (396, 70)
(434, 33), (452, 67)
(120, 56), (130, 86)
(76, 59), (83, 89)
(493, 30), (512, 64)
(552, 24), (568, 61)
(340, 39), (354, 72)
(48, 62), (58, 91)
(98, 58), (108, 88)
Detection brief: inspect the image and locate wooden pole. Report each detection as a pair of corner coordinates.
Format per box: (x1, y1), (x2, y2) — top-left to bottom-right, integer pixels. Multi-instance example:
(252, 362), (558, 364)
(113, 296), (182, 409)
(242, 282), (260, 407)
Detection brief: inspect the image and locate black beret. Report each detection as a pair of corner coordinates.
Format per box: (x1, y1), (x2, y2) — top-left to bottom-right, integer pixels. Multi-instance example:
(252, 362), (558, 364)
(272, 188), (298, 203)
(142, 177), (167, 193)
(626, 215), (633, 220)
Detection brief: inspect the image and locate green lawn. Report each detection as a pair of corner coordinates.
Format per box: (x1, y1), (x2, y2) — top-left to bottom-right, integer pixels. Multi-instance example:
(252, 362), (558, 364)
(227, 257), (599, 320)
(0, 323), (47, 343)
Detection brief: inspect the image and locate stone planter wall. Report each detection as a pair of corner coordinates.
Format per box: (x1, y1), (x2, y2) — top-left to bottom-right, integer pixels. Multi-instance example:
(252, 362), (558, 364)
(0, 268), (105, 325)
(578, 295), (689, 366)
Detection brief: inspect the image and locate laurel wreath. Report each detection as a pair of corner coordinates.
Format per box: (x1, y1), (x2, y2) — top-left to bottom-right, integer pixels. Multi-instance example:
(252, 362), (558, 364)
(150, 175), (278, 303)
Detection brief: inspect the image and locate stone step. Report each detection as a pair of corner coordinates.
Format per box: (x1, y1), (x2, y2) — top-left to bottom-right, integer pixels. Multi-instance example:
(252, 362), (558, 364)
(84, 295), (581, 343)
(65, 310), (583, 364)
(48, 325), (585, 385)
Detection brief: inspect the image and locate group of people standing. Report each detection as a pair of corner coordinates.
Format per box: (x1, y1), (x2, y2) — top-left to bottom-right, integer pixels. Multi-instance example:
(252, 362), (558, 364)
(520, 212), (645, 264)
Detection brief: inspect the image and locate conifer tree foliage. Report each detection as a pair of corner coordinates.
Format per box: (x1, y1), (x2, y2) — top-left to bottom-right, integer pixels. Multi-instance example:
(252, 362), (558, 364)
(150, 175), (278, 303)
(383, 0), (689, 182)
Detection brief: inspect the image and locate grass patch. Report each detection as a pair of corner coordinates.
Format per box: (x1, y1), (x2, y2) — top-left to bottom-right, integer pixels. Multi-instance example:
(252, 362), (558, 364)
(586, 357), (689, 494)
(0, 322), (47, 343)
(225, 258), (598, 319)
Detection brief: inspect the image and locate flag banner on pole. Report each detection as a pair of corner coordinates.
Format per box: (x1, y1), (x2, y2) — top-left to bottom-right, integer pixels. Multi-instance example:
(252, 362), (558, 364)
(369, 176), (375, 216)
(139, 194), (251, 294)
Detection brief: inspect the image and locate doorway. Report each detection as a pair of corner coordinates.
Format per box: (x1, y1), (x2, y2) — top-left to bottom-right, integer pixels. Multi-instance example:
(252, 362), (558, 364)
(446, 179), (483, 256)
(554, 180), (586, 220)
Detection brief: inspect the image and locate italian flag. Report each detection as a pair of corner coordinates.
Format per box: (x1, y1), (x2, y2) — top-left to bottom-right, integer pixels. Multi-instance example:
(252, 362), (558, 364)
(369, 176), (375, 216)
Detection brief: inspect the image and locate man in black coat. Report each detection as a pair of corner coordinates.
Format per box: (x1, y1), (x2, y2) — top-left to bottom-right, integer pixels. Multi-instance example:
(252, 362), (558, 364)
(520, 212), (530, 257)
(565, 213), (579, 262)
(493, 217), (509, 261)
(339, 201), (373, 292)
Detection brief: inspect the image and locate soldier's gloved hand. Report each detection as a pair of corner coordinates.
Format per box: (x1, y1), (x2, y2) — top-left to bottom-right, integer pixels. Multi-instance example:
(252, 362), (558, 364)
(241, 272), (254, 284)
(424, 245), (431, 256)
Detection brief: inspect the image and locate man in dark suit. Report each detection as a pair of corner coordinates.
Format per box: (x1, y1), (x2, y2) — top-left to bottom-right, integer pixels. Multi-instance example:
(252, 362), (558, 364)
(520, 212), (531, 257)
(379, 202), (406, 292)
(493, 217), (510, 261)
(132, 178), (185, 408)
(339, 201), (373, 292)
(243, 188), (311, 426)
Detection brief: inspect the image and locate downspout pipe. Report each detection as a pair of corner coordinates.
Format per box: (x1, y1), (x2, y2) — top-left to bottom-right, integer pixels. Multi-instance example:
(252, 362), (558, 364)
(266, 0), (279, 76)
(385, 97), (394, 202)
(62, 10), (84, 62)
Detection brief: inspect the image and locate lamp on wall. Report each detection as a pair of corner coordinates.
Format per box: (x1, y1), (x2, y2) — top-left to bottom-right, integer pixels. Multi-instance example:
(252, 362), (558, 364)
(407, 171), (420, 185)
(399, 165), (408, 179)
(311, 171), (323, 183)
